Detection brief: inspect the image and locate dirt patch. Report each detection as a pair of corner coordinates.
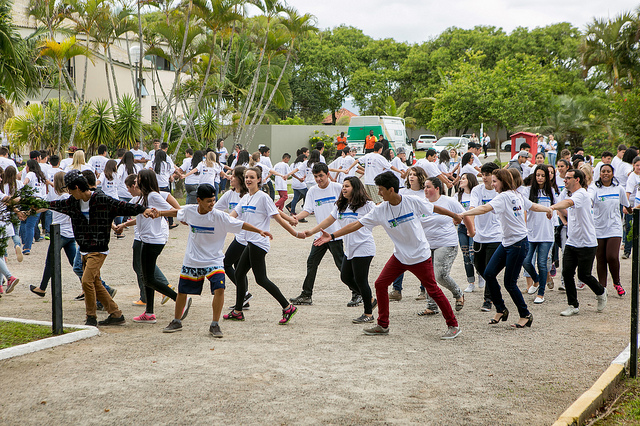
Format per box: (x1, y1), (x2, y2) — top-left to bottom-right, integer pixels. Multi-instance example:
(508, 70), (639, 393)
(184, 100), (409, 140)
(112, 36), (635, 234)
(0, 222), (632, 425)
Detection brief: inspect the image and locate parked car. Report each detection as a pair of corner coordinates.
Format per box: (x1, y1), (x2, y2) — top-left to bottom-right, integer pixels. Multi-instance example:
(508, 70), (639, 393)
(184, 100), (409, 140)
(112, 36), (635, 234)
(432, 136), (470, 154)
(501, 141), (511, 152)
(415, 134), (437, 150)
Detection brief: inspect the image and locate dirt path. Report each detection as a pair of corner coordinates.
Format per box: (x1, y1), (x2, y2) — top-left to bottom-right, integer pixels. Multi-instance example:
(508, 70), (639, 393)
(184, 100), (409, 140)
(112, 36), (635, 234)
(0, 221), (632, 425)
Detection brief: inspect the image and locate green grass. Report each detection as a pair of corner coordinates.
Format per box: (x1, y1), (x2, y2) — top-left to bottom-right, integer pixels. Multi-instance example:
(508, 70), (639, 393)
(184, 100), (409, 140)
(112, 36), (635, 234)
(593, 378), (640, 425)
(0, 321), (77, 349)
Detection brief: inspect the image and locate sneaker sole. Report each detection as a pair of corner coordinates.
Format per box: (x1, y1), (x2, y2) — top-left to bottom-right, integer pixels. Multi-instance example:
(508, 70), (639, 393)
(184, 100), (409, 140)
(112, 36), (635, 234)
(15, 246), (23, 262)
(441, 330), (462, 340)
(290, 300), (312, 305)
(363, 330), (389, 336)
(209, 331), (223, 338)
(163, 327), (182, 333)
(5, 279), (19, 294)
(279, 308), (297, 325)
(133, 319), (157, 324)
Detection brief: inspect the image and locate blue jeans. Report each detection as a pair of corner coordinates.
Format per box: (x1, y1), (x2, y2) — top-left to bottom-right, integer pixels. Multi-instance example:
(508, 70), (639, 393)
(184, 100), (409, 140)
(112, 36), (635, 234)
(457, 223), (475, 283)
(522, 241), (553, 296)
(42, 210), (52, 235)
(114, 196), (132, 226)
(73, 249), (111, 293)
(11, 223), (20, 248)
(548, 152), (557, 167)
(39, 236), (77, 290)
(19, 212), (41, 250)
(290, 188), (307, 214)
(484, 237), (530, 318)
(185, 184), (198, 205)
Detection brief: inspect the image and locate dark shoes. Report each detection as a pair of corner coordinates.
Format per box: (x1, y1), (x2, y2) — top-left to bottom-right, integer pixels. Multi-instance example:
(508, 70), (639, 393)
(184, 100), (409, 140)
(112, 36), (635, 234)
(290, 295), (312, 305)
(85, 316), (98, 327)
(347, 294), (363, 307)
(98, 314), (125, 326)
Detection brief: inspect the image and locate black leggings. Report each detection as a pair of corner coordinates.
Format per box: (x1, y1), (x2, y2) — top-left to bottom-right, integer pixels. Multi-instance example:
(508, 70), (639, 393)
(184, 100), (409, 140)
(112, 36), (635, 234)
(224, 239), (248, 292)
(234, 243), (289, 311)
(340, 256), (374, 314)
(141, 242), (177, 314)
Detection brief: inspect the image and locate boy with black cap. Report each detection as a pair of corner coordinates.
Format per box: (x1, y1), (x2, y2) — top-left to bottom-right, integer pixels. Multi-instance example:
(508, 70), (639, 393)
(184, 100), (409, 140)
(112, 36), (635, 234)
(44, 170), (154, 326)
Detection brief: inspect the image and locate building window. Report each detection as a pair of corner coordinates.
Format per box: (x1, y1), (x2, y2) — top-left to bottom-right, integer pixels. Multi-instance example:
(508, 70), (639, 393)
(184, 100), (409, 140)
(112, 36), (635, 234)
(151, 106), (159, 123)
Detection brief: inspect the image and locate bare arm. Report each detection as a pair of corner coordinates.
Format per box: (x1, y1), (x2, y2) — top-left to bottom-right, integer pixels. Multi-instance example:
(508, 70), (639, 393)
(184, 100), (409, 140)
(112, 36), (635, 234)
(433, 205), (462, 224)
(460, 204), (494, 217)
(273, 213), (304, 238)
(462, 216), (475, 237)
(242, 222), (273, 239)
(304, 215), (337, 237)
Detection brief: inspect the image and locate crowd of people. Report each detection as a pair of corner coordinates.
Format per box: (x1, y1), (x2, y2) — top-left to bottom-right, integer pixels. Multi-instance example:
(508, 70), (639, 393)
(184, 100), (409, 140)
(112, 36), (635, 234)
(0, 135), (635, 340)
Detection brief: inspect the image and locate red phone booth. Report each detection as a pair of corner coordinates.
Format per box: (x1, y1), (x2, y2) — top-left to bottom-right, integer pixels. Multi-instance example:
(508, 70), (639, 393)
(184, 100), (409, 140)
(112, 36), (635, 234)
(510, 132), (538, 158)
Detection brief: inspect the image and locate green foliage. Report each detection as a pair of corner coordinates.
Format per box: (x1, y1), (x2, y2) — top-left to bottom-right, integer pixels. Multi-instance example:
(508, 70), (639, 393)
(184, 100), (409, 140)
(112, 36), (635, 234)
(279, 115), (305, 125)
(309, 130), (335, 159)
(196, 108), (219, 148)
(114, 94), (141, 149)
(612, 88), (640, 146)
(84, 100), (114, 149)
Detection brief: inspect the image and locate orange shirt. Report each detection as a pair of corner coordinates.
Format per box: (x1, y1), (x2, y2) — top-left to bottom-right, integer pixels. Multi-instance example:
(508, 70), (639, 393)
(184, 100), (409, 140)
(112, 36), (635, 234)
(365, 135), (377, 150)
(336, 136), (347, 150)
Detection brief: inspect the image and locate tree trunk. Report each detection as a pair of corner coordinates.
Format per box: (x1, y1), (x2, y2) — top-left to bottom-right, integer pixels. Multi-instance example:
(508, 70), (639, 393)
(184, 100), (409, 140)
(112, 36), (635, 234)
(494, 124), (501, 164)
(104, 60), (116, 118)
(107, 44), (120, 103)
(69, 47), (90, 145)
(216, 24), (235, 139)
(245, 58), (272, 145)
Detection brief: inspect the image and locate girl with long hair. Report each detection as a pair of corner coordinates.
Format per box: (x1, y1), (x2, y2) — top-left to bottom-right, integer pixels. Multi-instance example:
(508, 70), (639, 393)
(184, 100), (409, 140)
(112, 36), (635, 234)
(223, 167), (300, 324)
(181, 150), (203, 204)
(286, 151), (310, 218)
(97, 160), (119, 200)
(303, 176), (377, 323)
(461, 169), (552, 328)
(183, 151), (225, 198)
(114, 151), (137, 232)
(20, 159), (48, 254)
(131, 169), (186, 323)
(458, 173), (478, 292)
(69, 150), (91, 171)
(594, 163), (628, 296)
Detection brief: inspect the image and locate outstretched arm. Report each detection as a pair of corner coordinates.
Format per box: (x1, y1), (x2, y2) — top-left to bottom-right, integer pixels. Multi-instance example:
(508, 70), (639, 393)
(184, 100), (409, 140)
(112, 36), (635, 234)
(304, 215), (337, 237)
(242, 222), (273, 240)
(273, 213), (305, 239)
(433, 205), (462, 224)
(460, 204), (493, 217)
(313, 220), (363, 246)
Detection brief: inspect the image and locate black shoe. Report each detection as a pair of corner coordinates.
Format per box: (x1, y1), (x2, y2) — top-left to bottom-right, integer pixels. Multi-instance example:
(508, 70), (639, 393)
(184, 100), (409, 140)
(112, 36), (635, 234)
(298, 218), (308, 223)
(85, 316), (98, 327)
(169, 224), (179, 230)
(74, 293), (85, 301)
(481, 300), (492, 312)
(244, 292), (253, 304)
(347, 294), (363, 307)
(290, 294), (312, 305)
(98, 314), (125, 326)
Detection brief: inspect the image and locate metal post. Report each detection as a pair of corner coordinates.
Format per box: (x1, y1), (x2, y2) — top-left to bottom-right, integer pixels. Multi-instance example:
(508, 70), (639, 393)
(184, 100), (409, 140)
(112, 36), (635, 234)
(631, 210), (639, 378)
(51, 224), (63, 335)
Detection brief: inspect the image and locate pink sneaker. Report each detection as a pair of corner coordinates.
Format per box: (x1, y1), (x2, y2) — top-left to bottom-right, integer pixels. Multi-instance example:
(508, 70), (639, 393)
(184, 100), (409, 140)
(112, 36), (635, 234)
(5, 276), (19, 294)
(133, 313), (157, 323)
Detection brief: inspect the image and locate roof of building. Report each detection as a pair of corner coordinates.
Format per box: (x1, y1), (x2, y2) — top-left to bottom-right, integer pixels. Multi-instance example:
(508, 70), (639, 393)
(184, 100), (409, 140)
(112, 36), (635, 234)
(322, 108), (357, 124)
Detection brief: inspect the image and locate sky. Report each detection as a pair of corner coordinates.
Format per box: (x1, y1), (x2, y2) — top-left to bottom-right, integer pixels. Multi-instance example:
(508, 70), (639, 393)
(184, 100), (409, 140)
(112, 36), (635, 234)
(281, 0), (640, 44)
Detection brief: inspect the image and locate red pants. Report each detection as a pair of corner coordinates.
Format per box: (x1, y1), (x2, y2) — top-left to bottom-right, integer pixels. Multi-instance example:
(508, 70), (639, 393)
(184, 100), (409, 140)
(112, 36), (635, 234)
(375, 255), (457, 328)
(275, 190), (288, 210)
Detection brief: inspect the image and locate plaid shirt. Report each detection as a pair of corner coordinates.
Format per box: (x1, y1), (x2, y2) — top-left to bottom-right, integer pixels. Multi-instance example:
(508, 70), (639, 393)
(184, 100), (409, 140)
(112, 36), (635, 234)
(48, 190), (147, 253)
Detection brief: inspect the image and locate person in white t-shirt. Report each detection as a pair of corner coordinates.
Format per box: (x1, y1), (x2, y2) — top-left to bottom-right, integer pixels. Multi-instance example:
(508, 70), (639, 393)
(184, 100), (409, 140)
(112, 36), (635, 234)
(284, 151), (308, 216)
(618, 148), (637, 257)
(273, 153), (292, 210)
(223, 166), (300, 325)
(0, 188), (19, 294)
(547, 134), (558, 166)
(461, 169), (551, 328)
(290, 162), (361, 306)
(0, 146), (15, 171)
(314, 171), (462, 340)
(20, 159), (49, 254)
(130, 140), (150, 171)
(457, 173), (478, 292)
(592, 151), (613, 182)
(414, 148), (453, 189)
(96, 160), (119, 200)
(549, 169), (608, 316)
(390, 147), (409, 188)
(153, 183), (273, 337)
(88, 145), (110, 185)
(351, 142), (390, 204)
(591, 164), (628, 297)
(302, 176), (377, 323)
(458, 152), (480, 178)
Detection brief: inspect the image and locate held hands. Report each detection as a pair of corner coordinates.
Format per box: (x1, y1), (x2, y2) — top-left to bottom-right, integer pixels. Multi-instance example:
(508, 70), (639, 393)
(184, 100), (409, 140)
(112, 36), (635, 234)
(294, 231), (306, 239)
(545, 207), (554, 219)
(114, 223), (126, 234)
(452, 213), (462, 225)
(143, 208), (159, 218)
(313, 229), (331, 246)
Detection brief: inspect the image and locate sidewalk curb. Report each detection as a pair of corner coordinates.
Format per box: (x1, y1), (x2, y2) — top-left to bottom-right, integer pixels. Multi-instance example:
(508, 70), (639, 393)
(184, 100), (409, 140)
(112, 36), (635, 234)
(552, 337), (639, 426)
(0, 317), (100, 361)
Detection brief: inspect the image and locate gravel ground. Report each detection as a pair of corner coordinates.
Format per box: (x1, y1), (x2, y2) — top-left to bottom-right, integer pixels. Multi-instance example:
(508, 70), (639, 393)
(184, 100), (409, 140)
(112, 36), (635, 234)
(0, 218), (633, 425)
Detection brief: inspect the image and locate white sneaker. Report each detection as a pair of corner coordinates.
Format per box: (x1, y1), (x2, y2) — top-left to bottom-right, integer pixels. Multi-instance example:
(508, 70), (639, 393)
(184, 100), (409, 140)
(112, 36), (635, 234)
(576, 281), (586, 290)
(558, 277), (565, 292)
(527, 285), (539, 295)
(596, 291), (607, 312)
(464, 284), (475, 293)
(533, 296), (545, 304)
(560, 306), (579, 316)
(477, 275), (486, 288)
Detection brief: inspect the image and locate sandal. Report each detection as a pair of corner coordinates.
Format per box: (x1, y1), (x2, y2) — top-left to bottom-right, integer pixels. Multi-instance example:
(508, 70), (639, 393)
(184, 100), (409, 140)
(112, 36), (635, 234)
(511, 313), (534, 328)
(489, 307), (509, 324)
(417, 308), (439, 316)
(455, 296), (464, 311)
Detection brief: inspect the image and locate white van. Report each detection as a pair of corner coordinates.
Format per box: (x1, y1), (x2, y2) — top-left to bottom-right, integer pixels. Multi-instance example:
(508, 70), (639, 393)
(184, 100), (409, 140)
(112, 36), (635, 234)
(347, 116), (415, 165)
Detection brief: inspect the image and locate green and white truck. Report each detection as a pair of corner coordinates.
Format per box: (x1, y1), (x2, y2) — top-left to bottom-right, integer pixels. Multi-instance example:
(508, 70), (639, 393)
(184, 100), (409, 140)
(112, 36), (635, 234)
(346, 116), (415, 165)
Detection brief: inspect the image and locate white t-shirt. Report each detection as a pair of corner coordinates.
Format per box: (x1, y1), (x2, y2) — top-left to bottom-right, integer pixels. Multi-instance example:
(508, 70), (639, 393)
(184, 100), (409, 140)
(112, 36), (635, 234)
(135, 192), (172, 244)
(303, 182), (343, 238)
(2, 180), (23, 197)
(611, 155), (622, 171)
(25, 172), (47, 198)
(0, 156), (15, 171)
(420, 195), (464, 249)
(590, 184), (628, 239)
(131, 192), (169, 241)
(459, 191), (472, 211)
(177, 205), (244, 267)
(116, 164), (136, 198)
(45, 191), (74, 239)
(556, 174), (566, 193)
(147, 161), (173, 188)
(97, 172), (119, 199)
(330, 201), (376, 259)
(303, 160), (316, 185)
(593, 161), (606, 182)
(469, 185), (502, 243)
(472, 154), (482, 168)
(615, 162), (633, 189)
(181, 157), (200, 186)
(47, 166), (63, 182)
(390, 157), (408, 188)
(488, 190), (532, 247)
(234, 190), (278, 252)
(460, 164), (477, 176)
(360, 152), (390, 185)
(196, 162), (222, 186)
(399, 187), (425, 199)
(130, 149), (149, 171)
(273, 161), (290, 191)
(88, 155), (109, 178)
(625, 172), (640, 207)
(215, 189), (243, 213)
(218, 147), (228, 164)
(290, 162), (307, 190)
(59, 157), (73, 171)
(566, 187), (597, 248)
(414, 159), (440, 178)
(259, 155), (274, 183)
(359, 195), (434, 265)
(522, 187), (554, 242)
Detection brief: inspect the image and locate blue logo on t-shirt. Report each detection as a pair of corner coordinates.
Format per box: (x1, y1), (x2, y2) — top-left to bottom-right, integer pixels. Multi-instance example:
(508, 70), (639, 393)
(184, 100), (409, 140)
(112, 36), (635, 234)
(241, 205), (257, 213)
(388, 212), (414, 228)
(191, 225), (215, 234)
(315, 196), (336, 207)
(338, 212), (358, 220)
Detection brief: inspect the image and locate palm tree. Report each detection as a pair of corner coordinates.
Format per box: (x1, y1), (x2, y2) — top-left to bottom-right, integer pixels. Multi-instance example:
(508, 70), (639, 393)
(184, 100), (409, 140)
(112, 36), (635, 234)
(38, 36), (93, 152)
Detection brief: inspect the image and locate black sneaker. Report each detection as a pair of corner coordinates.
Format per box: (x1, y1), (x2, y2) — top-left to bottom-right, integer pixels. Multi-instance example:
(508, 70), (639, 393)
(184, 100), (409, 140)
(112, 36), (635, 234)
(209, 324), (223, 338)
(74, 293), (85, 301)
(227, 302), (251, 310)
(481, 301), (493, 312)
(98, 314), (126, 326)
(352, 314), (375, 324)
(298, 218), (308, 223)
(347, 294), (363, 307)
(163, 319), (183, 333)
(85, 316), (98, 327)
(244, 292), (253, 304)
(290, 294), (312, 305)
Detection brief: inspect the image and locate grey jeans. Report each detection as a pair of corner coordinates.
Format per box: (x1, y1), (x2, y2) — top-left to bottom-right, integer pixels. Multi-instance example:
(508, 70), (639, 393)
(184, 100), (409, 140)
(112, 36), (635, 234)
(426, 246), (462, 311)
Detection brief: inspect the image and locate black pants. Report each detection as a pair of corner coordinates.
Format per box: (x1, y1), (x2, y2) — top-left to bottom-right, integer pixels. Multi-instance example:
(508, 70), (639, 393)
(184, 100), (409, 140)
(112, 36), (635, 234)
(224, 239), (249, 293)
(301, 240), (357, 297)
(473, 241), (500, 303)
(340, 256), (374, 313)
(141, 242), (177, 314)
(562, 245), (604, 308)
(234, 243), (289, 311)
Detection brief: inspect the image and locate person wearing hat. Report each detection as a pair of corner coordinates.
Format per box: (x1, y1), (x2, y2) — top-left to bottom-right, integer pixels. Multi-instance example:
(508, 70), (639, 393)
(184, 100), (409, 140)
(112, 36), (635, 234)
(507, 151), (531, 176)
(60, 146), (77, 171)
(41, 170), (155, 326)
